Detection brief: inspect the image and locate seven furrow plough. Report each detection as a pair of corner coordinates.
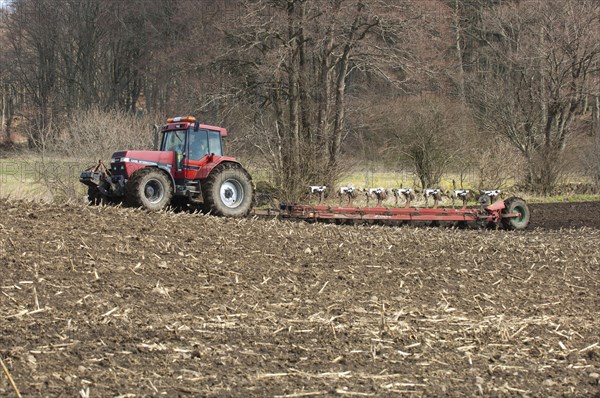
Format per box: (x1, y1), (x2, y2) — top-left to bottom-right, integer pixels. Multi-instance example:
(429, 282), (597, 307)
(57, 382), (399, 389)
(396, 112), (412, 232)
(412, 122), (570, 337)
(274, 187), (530, 230)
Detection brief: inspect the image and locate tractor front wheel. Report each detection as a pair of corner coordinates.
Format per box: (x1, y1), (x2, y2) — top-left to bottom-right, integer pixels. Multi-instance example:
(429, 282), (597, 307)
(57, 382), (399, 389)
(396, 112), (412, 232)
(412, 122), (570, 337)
(202, 163), (254, 217)
(501, 197), (530, 230)
(125, 168), (173, 211)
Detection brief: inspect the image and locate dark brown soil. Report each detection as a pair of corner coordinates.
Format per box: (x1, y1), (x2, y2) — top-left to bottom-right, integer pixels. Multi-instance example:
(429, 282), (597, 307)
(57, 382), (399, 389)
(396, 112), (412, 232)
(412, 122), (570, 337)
(0, 199), (599, 397)
(529, 201), (600, 230)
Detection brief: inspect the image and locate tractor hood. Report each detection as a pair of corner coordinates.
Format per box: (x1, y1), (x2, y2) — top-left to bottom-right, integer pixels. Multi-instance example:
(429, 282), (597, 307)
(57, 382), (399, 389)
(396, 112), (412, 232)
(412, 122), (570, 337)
(110, 150), (176, 178)
(110, 150), (175, 167)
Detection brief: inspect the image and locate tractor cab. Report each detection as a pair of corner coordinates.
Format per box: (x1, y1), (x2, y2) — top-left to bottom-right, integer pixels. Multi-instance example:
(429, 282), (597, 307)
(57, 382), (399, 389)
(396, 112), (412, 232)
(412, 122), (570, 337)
(160, 116), (227, 179)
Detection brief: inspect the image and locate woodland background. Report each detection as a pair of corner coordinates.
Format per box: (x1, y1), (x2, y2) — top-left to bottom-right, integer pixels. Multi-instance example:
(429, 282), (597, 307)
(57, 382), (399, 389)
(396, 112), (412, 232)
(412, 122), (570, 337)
(0, 0), (599, 199)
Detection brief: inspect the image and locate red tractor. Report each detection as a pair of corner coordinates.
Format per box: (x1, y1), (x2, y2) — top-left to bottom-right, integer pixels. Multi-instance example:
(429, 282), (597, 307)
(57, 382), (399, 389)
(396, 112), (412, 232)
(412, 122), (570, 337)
(80, 116), (254, 217)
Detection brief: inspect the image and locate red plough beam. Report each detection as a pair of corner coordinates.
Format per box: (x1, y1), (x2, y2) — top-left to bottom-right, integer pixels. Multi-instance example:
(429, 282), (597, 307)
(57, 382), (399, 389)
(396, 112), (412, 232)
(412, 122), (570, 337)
(280, 197), (530, 230)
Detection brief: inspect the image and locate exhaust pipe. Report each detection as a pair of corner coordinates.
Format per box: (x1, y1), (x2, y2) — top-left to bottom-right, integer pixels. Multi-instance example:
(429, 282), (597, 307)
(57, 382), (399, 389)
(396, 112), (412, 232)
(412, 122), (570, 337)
(153, 124), (159, 150)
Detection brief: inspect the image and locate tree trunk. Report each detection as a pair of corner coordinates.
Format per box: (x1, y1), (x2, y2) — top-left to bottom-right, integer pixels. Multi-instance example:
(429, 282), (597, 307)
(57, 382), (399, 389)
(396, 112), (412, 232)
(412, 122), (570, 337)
(328, 44), (351, 184)
(453, 0), (466, 103)
(592, 95), (599, 137)
(287, 1), (301, 196)
(1, 82), (5, 143)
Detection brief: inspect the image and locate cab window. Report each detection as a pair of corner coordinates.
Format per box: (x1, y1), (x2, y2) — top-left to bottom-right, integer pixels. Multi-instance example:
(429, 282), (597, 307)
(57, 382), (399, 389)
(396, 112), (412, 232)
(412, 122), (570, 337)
(188, 130), (209, 161)
(207, 131), (223, 156)
(161, 130), (186, 153)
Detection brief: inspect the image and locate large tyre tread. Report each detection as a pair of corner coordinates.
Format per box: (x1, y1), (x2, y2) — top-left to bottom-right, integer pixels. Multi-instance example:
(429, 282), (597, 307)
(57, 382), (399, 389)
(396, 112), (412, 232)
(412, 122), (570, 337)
(202, 162), (254, 217)
(125, 168), (173, 211)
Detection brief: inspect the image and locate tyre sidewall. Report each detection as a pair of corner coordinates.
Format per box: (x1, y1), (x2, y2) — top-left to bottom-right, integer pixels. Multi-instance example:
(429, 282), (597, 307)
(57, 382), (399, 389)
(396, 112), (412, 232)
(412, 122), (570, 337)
(134, 170), (173, 211)
(208, 168), (253, 217)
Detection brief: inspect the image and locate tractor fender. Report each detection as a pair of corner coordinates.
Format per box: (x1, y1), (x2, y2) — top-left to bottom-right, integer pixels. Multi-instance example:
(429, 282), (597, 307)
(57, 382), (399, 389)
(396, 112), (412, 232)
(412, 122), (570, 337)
(156, 165), (176, 192)
(209, 159), (242, 171)
(197, 156), (243, 180)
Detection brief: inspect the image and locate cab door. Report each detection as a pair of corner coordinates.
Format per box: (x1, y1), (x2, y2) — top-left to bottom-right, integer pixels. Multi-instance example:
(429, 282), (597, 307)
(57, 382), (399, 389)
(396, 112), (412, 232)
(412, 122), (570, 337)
(182, 129), (208, 180)
(184, 129), (224, 180)
(160, 129), (188, 182)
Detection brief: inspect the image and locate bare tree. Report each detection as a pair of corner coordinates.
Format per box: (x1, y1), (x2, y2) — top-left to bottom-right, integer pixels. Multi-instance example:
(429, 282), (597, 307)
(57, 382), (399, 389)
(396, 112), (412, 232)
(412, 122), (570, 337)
(467, 0), (600, 194)
(4, 0), (62, 146)
(217, 0), (424, 200)
(388, 97), (467, 189)
(0, 8), (18, 145)
(1, 0), (185, 146)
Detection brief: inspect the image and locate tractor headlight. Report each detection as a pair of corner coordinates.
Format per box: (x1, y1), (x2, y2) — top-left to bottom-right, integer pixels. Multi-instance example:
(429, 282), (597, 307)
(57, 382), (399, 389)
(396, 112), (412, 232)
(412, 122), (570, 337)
(111, 157), (130, 163)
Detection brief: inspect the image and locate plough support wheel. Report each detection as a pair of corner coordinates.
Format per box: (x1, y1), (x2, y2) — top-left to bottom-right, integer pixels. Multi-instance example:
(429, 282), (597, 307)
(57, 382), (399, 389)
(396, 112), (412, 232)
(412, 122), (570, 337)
(501, 197), (530, 230)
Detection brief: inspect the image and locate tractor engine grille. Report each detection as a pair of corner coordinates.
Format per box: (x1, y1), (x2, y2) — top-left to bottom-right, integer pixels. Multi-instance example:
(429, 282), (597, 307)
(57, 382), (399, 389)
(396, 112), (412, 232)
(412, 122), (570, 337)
(110, 162), (127, 176)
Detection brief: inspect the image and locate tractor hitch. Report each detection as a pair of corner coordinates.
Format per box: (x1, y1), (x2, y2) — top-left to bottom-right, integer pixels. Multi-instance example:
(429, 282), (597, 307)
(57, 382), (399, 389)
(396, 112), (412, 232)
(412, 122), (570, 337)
(80, 160), (111, 188)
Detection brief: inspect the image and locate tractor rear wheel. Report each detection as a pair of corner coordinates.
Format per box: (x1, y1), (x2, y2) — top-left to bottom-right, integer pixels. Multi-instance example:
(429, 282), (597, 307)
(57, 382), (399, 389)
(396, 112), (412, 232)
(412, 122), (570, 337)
(501, 197), (530, 230)
(202, 163), (254, 217)
(125, 168), (173, 211)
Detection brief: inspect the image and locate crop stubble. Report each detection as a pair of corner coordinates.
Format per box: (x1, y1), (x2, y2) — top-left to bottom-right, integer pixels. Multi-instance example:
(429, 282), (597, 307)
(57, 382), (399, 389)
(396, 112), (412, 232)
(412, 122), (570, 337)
(0, 200), (599, 397)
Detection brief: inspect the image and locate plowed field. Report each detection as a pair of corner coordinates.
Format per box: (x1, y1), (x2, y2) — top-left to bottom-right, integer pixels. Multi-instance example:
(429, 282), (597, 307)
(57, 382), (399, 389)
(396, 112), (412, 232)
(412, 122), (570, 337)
(1, 200), (599, 397)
